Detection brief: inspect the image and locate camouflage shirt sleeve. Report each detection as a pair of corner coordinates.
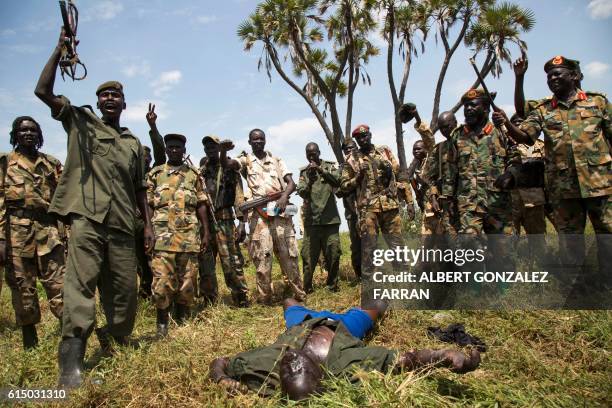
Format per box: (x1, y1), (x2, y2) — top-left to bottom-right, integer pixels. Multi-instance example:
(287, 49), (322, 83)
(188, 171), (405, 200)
(195, 172), (208, 206)
(519, 107), (544, 144)
(146, 170), (157, 208)
(339, 159), (359, 196)
(604, 97), (612, 143)
(415, 122), (435, 153)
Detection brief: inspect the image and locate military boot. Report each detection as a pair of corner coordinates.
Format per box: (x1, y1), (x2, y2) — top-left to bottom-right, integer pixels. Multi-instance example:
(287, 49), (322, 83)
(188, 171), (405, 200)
(174, 303), (189, 325)
(233, 292), (250, 308)
(58, 338), (86, 388)
(156, 308), (169, 338)
(22, 324), (38, 350)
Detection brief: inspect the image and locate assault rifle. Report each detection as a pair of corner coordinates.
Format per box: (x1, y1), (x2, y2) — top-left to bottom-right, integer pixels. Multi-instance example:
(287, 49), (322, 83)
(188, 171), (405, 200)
(59, 0), (87, 81)
(238, 191), (283, 215)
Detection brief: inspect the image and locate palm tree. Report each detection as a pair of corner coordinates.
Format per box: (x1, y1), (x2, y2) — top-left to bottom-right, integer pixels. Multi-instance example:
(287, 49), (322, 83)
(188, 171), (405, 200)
(237, 0), (379, 162)
(445, 1), (535, 114)
(380, 0), (430, 170)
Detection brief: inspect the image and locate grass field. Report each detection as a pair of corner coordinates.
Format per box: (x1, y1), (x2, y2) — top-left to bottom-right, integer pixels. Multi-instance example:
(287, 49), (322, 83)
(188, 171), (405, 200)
(0, 232), (610, 407)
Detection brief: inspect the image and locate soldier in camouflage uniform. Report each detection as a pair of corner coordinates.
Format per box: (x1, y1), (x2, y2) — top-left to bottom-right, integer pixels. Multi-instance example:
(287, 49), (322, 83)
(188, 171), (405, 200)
(494, 56), (612, 276)
(398, 104), (440, 234)
(198, 135), (249, 307)
(0, 116), (65, 349)
(297, 142), (341, 293)
(446, 89), (513, 236)
(336, 139), (362, 279)
(225, 129), (306, 304)
(339, 125), (409, 280)
(147, 133), (211, 337)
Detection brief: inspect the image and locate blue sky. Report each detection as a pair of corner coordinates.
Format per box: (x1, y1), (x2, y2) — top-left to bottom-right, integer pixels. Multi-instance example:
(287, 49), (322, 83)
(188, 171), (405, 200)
(0, 0), (610, 231)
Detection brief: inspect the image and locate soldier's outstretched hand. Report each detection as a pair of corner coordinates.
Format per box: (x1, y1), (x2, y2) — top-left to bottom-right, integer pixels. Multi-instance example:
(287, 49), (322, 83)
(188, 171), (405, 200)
(146, 103), (157, 128)
(220, 139), (235, 152)
(513, 57), (528, 77)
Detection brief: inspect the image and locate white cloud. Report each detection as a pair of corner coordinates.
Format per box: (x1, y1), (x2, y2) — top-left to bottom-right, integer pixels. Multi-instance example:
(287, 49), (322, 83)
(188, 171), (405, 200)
(1, 29), (16, 37)
(194, 15), (218, 25)
(584, 61), (610, 78)
(83, 1), (124, 22)
(5, 44), (43, 54)
(588, 0), (612, 19)
(123, 100), (168, 124)
(121, 60), (151, 78)
(150, 70), (182, 96)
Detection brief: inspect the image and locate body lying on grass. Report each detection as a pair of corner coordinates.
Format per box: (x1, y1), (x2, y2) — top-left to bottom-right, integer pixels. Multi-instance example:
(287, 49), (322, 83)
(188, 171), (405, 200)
(209, 298), (481, 400)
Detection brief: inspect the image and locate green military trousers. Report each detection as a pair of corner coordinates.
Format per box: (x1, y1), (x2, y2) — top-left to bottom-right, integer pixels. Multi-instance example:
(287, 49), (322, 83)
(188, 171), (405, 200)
(301, 224), (341, 292)
(61, 215), (137, 339)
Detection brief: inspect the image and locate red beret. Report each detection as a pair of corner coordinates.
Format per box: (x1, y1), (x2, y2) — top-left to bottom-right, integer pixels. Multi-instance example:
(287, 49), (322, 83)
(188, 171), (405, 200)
(351, 124), (370, 137)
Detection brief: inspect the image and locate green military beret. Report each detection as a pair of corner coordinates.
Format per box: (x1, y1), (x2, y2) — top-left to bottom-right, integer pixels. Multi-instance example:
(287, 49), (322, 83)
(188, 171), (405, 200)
(398, 103), (417, 121)
(96, 80), (124, 96)
(164, 133), (187, 145)
(202, 135), (221, 145)
(544, 56), (580, 73)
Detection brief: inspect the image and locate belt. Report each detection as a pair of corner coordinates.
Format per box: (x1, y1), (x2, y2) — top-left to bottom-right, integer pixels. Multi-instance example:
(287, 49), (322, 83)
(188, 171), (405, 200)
(8, 208), (56, 224)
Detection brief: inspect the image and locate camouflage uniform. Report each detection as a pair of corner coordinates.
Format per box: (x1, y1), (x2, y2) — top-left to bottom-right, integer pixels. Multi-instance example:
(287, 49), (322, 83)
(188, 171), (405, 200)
(510, 139), (547, 235)
(237, 151), (305, 303)
(339, 144), (405, 279)
(450, 123), (513, 235)
(0, 151), (64, 326)
(147, 163), (208, 310)
(198, 157), (249, 305)
(413, 122), (442, 235)
(297, 160), (341, 292)
(520, 89), (612, 271)
(421, 138), (459, 239)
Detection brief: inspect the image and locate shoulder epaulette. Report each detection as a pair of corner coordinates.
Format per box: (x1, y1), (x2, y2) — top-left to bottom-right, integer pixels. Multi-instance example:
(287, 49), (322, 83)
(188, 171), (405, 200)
(585, 91), (608, 99)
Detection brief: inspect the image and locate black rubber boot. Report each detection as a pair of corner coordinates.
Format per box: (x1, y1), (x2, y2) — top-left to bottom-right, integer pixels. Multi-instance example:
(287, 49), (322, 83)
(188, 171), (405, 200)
(95, 326), (128, 354)
(233, 292), (250, 308)
(174, 303), (189, 325)
(58, 338), (86, 389)
(22, 324), (39, 350)
(156, 308), (169, 338)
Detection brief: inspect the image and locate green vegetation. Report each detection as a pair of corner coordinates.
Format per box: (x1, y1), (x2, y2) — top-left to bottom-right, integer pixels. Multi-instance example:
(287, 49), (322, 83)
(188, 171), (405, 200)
(0, 233), (610, 407)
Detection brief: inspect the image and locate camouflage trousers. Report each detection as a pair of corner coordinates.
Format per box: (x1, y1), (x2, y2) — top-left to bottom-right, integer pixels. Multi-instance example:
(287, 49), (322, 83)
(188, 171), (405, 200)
(421, 198), (458, 240)
(5, 216), (64, 326)
(199, 219), (249, 304)
(458, 192), (513, 235)
(360, 208), (404, 281)
(301, 224), (341, 292)
(151, 250), (198, 310)
(248, 213), (305, 304)
(553, 195), (612, 276)
(5, 248), (64, 327)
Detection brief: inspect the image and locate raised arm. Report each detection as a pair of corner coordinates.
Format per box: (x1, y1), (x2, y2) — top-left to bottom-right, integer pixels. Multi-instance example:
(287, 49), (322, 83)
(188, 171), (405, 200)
(34, 28), (66, 116)
(513, 58), (528, 118)
(219, 140), (241, 171)
(146, 103), (166, 167)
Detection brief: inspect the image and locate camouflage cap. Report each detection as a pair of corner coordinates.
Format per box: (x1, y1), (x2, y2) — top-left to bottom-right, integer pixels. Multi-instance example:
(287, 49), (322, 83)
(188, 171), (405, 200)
(544, 56), (580, 73)
(164, 133), (187, 145)
(201, 135), (221, 145)
(96, 80), (124, 96)
(351, 124), (370, 137)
